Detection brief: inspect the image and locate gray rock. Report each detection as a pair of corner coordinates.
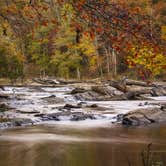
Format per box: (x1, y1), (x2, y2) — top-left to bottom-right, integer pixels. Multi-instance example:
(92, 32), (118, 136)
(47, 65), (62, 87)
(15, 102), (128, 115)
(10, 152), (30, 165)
(120, 107), (166, 126)
(151, 86), (166, 96)
(41, 95), (64, 104)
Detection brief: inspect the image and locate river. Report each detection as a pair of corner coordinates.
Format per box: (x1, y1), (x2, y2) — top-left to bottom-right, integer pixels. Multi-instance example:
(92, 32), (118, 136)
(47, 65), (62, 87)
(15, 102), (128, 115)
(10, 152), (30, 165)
(0, 124), (166, 166)
(0, 86), (166, 166)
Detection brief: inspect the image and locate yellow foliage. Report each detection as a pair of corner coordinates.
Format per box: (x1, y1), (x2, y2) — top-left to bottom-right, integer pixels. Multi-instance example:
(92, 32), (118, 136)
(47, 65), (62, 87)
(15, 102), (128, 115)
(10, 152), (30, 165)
(75, 33), (96, 56)
(161, 26), (166, 40)
(127, 45), (166, 76)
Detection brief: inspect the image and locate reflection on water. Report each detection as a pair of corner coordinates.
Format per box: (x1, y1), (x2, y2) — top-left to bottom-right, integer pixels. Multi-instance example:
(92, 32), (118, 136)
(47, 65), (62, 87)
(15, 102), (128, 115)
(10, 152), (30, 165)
(0, 124), (166, 166)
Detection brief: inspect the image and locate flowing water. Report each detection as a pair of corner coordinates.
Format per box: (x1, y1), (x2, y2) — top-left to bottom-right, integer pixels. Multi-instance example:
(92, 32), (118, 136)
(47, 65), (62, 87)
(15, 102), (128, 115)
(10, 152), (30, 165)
(0, 86), (166, 166)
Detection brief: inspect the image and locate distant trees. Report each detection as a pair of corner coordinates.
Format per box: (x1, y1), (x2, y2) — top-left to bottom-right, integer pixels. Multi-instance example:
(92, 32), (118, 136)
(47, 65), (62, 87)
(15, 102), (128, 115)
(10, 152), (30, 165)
(0, 0), (165, 80)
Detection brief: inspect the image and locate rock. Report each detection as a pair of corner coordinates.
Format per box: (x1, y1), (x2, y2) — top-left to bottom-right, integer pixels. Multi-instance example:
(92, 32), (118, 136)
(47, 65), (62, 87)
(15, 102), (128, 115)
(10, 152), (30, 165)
(0, 94), (9, 99)
(0, 103), (10, 112)
(29, 86), (46, 92)
(70, 112), (96, 121)
(161, 103), (166, 111)
(87, 104), (98, 108)
(41, 95), (64, 104)
(116, 114), (124, 122)
(70, 88), (87, 94)
(77, 102), (87, 107)
(74, 91), (100, 101)
(151, 86), (166, 96)
(91, 86), (113, 96)
(0, 86), (5, 91)
(63, 104), (81, 110)
(12, 118), (34, 127)
(34, 111), (96, 122)
(120, 107), (165, 126)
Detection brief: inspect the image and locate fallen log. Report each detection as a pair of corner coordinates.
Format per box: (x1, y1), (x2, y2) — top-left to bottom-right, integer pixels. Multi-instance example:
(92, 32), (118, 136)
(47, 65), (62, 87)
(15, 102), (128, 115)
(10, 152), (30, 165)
(32, 78), (60, 85)
(125, 79), (156, 87)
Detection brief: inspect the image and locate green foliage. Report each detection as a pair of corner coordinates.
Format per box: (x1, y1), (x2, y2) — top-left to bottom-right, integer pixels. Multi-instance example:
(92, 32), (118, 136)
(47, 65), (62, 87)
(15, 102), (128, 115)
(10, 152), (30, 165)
(0, 36), (24, 82)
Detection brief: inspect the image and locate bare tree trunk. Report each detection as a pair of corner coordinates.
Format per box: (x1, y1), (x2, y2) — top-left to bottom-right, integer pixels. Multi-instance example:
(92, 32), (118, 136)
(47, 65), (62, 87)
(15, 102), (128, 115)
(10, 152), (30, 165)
(104, 46), (110, 77)
(112, 49), (117, 77)
(77, 67), (81, 80)
(94, 34), (103, 78)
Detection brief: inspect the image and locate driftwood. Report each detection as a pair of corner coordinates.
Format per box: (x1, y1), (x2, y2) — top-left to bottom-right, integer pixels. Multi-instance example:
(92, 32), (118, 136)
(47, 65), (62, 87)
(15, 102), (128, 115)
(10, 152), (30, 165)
(32, 78), (60, 85)
(109, 78), (153, 100)
(32, 78), (84, 85)
(125, 79), (156, 87)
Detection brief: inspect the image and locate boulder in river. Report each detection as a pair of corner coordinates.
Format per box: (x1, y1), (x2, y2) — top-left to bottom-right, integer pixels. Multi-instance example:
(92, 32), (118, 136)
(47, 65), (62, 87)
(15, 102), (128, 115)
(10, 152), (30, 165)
(0, 103), (10, 112)
(151, 86), (166, 96)
(12, 118), (34, 127)
(119, 107), (166, 126)
(41, 95), (64, 104)
(70, 88), (88, 94)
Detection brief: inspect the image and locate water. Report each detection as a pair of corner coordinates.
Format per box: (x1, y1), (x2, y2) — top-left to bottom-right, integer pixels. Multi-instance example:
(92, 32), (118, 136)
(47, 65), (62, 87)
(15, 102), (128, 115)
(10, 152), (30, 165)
(0, 124), (166, 166)
(1, 86), (165, 125)
(0, 86), (166, 165)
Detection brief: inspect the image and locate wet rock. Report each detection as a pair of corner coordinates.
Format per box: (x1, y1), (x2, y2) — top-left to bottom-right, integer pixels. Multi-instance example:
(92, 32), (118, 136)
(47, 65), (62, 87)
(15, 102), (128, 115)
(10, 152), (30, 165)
(77, 102), (87, 107)
(29, 86), (46, 92)
(70, 88), (87, 94)
(0, 86), (4, 90)
(151, 86), (166, 96)
(70, 112), (96, 121)
(74, 91), (114, 101)
(161, 103), (166, 111)
(63, 104), (82, 110)
(41, 95), (64, 104)
(120, 107), (166, 126)
(35, 111), (96, 122)
(87, 104), (98, 108)
(0, 103), (10, 112)
(12, 118), (34, 127)
(116, 114), (124, 122)
(74, 91), (99, 101)
(0, 94), (9, 99)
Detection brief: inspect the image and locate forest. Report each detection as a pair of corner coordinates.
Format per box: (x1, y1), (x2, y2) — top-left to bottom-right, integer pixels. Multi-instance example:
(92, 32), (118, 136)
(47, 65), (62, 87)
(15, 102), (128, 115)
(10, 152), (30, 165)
(0, 0), (166, 82)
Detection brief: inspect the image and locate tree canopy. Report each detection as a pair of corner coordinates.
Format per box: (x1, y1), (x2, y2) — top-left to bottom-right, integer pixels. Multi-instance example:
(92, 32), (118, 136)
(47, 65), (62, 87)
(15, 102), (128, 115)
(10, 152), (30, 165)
(0, 0), (165, 80)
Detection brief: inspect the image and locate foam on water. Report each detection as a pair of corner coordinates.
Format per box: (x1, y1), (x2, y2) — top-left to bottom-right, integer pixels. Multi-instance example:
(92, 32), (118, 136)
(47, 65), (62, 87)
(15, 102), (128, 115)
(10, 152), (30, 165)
(1, 86), (166, 128)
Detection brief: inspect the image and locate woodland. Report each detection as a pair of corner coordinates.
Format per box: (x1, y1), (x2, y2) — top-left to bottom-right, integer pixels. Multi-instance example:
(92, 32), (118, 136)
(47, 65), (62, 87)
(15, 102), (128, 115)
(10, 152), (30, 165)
(0, 0), (165, 82)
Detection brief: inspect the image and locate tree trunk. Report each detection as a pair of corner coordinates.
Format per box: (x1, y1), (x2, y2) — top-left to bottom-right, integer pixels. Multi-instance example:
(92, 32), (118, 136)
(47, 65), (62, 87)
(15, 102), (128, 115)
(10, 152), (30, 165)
(77, 67), (81, 80)
(94, 33), (103, 78)
(112, 49), (117, 77)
